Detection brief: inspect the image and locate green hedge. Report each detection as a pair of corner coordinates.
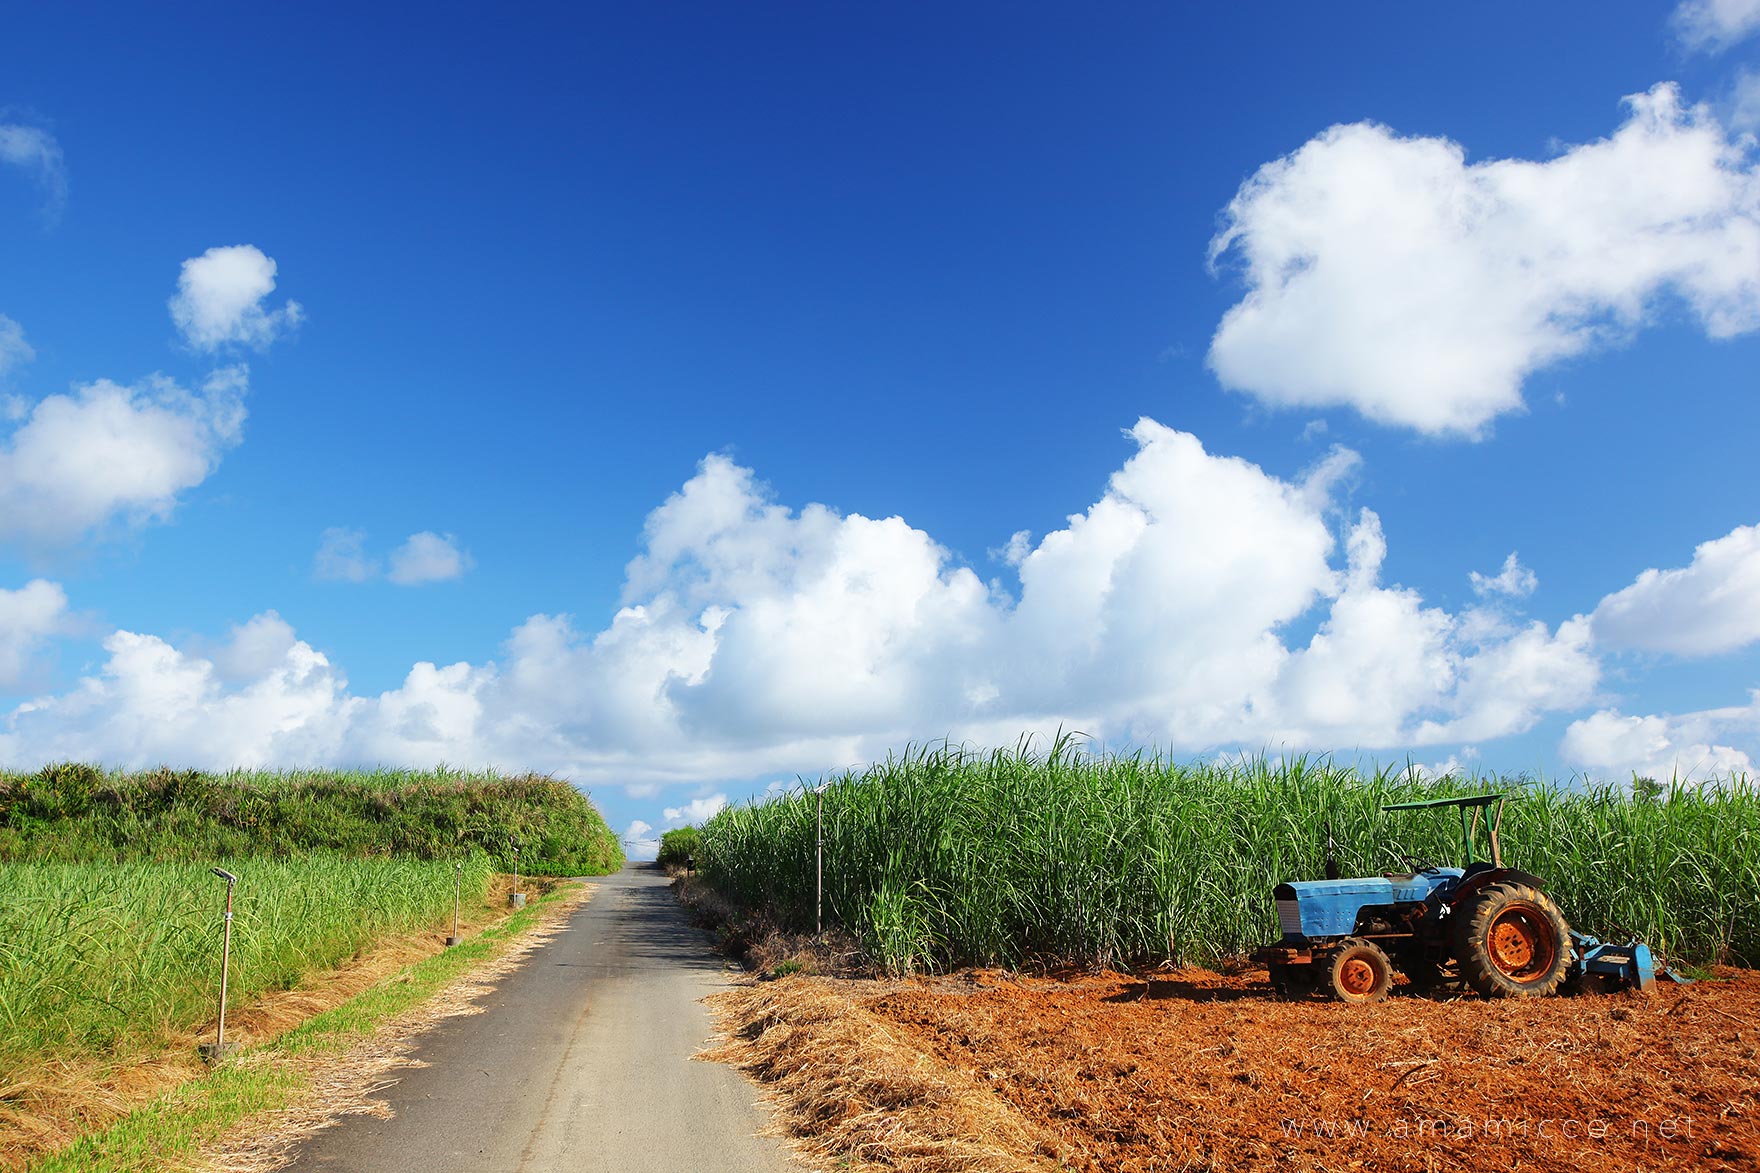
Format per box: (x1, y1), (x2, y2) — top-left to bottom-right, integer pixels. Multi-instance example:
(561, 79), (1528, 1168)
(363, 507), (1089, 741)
(657, 825), (701, 869)
(0, 764), (623, 875)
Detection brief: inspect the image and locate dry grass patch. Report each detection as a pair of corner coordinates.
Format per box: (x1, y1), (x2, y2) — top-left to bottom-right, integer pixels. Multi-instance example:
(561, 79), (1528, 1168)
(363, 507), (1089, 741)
(675, 875), (866, 979)
(702, 977), (1063, 1173)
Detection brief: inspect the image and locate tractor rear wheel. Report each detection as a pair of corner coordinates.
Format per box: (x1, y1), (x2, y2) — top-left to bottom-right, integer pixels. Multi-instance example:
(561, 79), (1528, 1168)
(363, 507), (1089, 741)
(1453, 882), (1571, 999)
(1326, 938), (1393, 1004)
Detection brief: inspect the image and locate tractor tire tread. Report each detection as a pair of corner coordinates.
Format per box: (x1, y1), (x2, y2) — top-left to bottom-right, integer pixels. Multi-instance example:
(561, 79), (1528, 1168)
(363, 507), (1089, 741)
(1327, 937), (1393, 1004)
(1453, 881), (1571, 1000)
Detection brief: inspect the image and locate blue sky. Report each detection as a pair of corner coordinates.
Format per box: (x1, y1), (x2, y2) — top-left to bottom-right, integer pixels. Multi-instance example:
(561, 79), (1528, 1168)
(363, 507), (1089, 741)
(2, 2), (1757, 853)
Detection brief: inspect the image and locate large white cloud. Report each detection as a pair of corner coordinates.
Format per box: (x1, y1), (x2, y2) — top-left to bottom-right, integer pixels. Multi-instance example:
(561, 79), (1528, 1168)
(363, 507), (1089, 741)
(1592, 522), (1760, 656)
(1675, 0), (1760, 51)
(0, 621), (356, 769)
(169, 245), (303, 351)
(1208, 84), (1760, 436)
(0, 367), (247, 545)
(0, 420), (1602, 784)
(1561, 695), (1758, 784)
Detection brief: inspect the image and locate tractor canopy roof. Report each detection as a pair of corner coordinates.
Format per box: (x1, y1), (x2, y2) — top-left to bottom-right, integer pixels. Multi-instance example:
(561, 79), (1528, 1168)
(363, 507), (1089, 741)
(1382, 792), (1508, 866)
(1383, 793), (1506, 812)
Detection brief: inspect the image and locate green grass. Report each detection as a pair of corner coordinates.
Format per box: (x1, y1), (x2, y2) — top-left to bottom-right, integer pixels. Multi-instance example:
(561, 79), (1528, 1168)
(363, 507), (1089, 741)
(26, 882), (572, 1173)
(657, 825), (701, 870)
(0, 764), (623, 876)
(0, 855), (497, 1073)
(0, 763), (617, 1168)
(696, 737), (1760, 973)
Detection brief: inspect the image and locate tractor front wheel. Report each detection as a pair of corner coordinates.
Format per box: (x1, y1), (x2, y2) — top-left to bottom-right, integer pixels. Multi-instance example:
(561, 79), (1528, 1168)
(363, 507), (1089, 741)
(1326, 938), (1393, 1004)
(1453, 882), (1571, 999)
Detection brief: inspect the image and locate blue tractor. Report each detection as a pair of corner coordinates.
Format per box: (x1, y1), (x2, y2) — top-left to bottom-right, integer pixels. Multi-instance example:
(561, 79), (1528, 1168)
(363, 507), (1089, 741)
(1251, 793), (1671, 1004)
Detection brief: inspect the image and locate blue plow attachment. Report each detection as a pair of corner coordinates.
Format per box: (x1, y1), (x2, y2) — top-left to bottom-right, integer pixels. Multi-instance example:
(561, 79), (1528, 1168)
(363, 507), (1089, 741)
(1569, 930), (1692, 992)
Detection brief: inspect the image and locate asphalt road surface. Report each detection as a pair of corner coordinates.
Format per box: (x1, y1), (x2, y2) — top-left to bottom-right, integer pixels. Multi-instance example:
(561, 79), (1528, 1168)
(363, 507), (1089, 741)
(285, 864), (799, 1172)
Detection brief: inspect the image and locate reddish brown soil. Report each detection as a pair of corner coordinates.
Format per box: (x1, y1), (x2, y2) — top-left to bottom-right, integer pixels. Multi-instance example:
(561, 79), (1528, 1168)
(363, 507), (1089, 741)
(863, 967), (1760, 1173)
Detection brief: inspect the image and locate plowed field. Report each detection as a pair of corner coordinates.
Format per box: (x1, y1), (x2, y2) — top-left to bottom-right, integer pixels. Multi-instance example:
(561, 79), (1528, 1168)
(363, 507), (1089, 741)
(867, 967), (1760, 1172)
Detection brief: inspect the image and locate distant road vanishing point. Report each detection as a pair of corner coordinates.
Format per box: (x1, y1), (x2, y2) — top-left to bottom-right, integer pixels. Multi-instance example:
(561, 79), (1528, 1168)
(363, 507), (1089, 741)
(285, 864), (799, 1173)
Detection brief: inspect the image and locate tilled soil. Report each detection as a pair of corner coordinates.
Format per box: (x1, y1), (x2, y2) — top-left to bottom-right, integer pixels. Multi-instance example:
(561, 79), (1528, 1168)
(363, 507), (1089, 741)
(862, 966), (1760, 1173)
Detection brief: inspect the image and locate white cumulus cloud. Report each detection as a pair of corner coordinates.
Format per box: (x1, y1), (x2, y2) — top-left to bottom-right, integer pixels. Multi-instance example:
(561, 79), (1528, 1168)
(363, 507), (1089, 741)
(0, 367), (247, 545)
(1592, 522), (1760, 656)
(622, 818), (660, 861)
(388, 532), (473, 585)
(1471, 552), (1538, 599)
(1675, 0), (1760, 50)
(0, 579), (71, 689)
(0, 624), (356, 769)
(1561, 696), (1758, 785)
(662, 794), (728, 825)
(207, 611), (302, 684)
(0, 420), (1604, 792)
(169, 245), (303, 352)
(1208, 84), (1760, 437)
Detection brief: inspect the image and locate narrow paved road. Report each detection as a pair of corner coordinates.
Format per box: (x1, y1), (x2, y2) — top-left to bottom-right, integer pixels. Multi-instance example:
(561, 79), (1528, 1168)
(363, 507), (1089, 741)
(286, 865), (799, 1172)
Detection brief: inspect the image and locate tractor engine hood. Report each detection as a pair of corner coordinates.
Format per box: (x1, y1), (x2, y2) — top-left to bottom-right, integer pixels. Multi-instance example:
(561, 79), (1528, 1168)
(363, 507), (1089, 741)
(1274, 870), (1464, 939)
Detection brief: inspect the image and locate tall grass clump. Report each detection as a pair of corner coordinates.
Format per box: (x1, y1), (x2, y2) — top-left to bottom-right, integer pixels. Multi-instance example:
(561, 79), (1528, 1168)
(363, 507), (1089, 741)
(0, 765), (622, 875)
(696, 736), (1758, 974)
(0, 855), (495, 1071)
(657, 826), (701, 870)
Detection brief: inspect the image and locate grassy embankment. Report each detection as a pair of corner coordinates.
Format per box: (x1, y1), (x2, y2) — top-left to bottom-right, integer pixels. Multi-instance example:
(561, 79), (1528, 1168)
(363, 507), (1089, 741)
(29, 880), (578, 1173)
(0, 764), (622, 874)
(0, 764), (621, 1168)
(1, 856), (498, 1077)
(696, 738), (1758, 973)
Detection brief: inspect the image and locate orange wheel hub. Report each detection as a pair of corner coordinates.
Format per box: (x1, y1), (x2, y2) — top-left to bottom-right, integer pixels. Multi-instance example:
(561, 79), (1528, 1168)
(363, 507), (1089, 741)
(1487, 907), (1555, 979)
(1338, 957), (1377, 997)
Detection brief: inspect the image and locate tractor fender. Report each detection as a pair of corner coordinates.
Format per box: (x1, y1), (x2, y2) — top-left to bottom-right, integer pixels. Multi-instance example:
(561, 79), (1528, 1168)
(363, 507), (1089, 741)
(1448, 867), (1546, 909)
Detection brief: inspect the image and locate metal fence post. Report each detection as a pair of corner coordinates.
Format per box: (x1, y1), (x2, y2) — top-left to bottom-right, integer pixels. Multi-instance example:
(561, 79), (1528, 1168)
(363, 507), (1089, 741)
(447, 860), (463, 946)
(201, 868), (240, 1064)
(814, 782), (831, 936)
